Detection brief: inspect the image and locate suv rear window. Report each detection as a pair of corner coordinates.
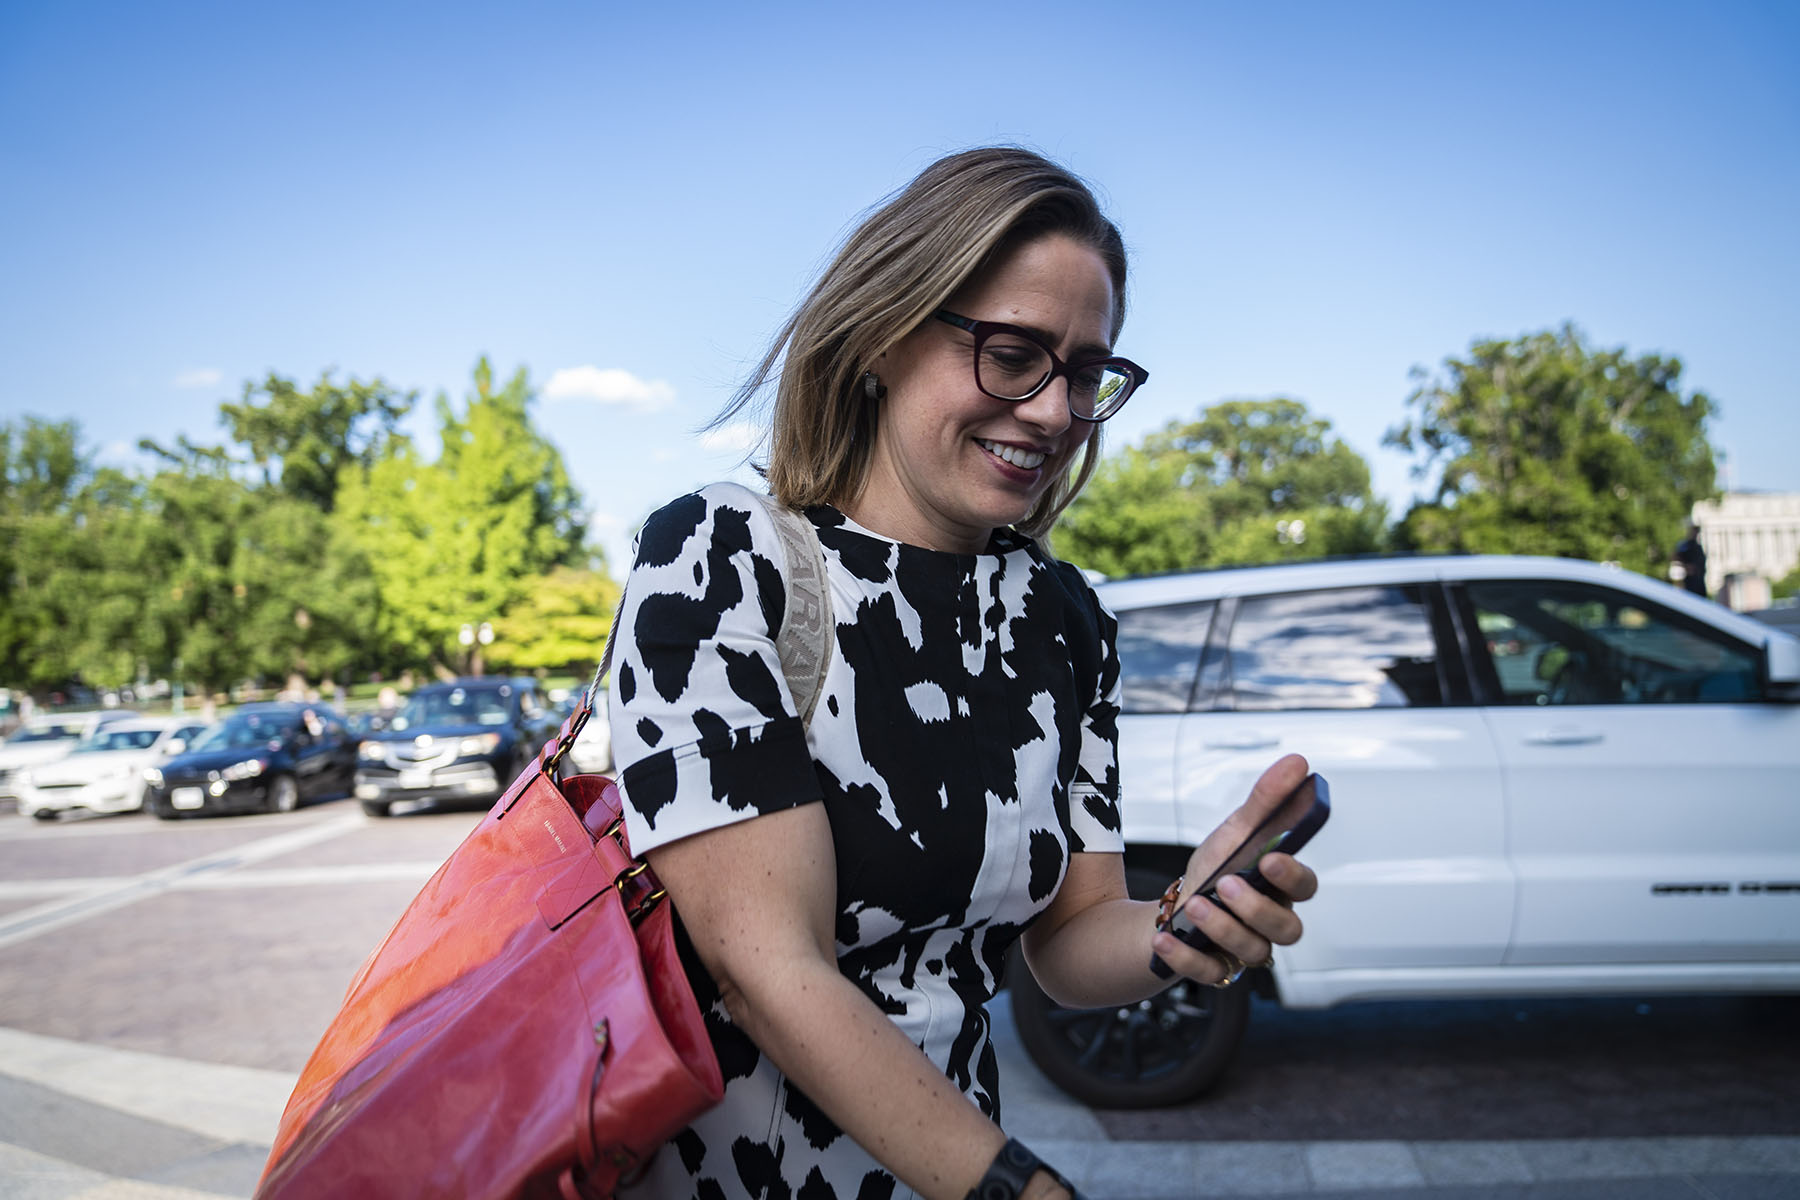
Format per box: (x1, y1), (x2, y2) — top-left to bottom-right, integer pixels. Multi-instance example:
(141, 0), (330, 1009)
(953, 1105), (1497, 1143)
(1226, 585), (1445, 711)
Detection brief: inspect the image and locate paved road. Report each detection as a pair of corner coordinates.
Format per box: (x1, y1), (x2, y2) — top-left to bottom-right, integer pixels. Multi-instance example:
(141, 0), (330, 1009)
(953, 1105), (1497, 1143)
(2, 798), (1796, 1199)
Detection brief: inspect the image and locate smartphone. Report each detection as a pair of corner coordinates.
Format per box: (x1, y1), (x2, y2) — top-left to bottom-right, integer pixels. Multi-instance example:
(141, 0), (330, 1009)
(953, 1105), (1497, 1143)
(1150, 772), (1331, 980)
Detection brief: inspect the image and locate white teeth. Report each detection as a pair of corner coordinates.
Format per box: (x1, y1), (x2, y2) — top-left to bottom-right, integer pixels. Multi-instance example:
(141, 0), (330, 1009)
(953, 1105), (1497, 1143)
(978, 439), (1046, 470)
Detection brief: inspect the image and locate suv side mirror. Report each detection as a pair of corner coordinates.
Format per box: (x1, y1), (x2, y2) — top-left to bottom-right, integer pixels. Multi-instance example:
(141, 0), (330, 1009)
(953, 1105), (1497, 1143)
(1765, 636), (1800, 697)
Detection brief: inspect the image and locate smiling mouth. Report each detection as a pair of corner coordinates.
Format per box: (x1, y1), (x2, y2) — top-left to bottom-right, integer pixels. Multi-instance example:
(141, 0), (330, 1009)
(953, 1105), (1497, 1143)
(978, 439), (1046, 470)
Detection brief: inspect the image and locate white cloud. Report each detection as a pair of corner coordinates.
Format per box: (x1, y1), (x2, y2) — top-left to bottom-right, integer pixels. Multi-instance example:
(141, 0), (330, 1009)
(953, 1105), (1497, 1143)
(544, 365), (676, 411)
(173, 367), (223, 389)
(700, 421), (761, 454)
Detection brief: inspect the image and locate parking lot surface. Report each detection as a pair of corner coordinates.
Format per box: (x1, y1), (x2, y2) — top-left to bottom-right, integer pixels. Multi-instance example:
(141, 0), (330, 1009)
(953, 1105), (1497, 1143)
(2, 798), (1796, 1199)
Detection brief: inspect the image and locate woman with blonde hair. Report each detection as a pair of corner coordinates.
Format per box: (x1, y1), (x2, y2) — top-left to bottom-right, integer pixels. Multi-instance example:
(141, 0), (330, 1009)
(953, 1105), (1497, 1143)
(609, 146), (1318, 1200)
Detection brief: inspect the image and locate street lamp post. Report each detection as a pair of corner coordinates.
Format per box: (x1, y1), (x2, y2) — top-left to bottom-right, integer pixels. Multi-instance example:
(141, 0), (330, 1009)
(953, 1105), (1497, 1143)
(458, 622), (495, 677)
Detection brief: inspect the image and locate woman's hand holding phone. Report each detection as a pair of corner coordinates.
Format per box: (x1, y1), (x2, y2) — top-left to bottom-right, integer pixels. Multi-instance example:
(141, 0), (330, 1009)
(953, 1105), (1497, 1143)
(1150, 754), (1325, 985)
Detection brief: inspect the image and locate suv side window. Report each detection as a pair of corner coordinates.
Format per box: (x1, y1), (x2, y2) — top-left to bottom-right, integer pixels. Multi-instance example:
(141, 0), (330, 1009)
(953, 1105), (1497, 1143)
(1114, 601), (1215, 714)
(1226, 586), (1445, 711)
(1464, 580), (1763, 705)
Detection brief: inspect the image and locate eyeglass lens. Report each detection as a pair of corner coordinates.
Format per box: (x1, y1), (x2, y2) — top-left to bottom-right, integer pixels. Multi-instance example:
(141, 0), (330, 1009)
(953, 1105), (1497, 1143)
(977, 331), (1134, 419)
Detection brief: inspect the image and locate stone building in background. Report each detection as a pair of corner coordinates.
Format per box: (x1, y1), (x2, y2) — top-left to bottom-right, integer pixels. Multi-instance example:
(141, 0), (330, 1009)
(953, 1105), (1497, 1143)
(1692, 492), (1800, 610)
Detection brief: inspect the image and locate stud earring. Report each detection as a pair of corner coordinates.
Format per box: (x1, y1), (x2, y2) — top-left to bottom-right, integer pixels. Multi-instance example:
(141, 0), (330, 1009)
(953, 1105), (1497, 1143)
(861, 372), (887, 402)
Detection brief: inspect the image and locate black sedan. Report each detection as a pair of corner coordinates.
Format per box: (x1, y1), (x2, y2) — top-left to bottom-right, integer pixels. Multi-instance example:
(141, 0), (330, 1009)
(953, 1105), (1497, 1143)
(353, 677), (558, 817)
(146, 703), (357, 818)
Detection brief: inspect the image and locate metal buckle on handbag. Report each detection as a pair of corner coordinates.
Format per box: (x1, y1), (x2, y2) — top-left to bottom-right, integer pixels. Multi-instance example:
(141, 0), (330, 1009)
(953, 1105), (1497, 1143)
(613, 859), (666, 926)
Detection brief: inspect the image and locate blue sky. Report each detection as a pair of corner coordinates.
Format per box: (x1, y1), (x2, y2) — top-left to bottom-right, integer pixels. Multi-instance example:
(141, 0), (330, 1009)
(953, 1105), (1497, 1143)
(4, 0), (1796, 571)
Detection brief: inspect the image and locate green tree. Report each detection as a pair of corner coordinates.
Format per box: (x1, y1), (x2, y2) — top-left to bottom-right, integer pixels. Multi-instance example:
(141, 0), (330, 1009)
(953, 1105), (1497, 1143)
(486, 565), (620, 674)
(1773, 562), (1800, 603)
(1053, 447), (1209, 578)
(1384, 324), (1718, 572)
(62, 475), (165, 692)
(1, 417), (85, 689)
(131, 456), (267, 698)
(0, 419), (164, 693)
(336, 358), (592, 675)
(220, 371), (414, 511)
(228, 496), (382, 686)
(1055, 398), (1385, 577)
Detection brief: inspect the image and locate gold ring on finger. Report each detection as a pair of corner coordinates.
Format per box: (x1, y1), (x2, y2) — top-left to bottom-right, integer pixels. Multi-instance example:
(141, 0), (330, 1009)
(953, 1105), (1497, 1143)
(1208, 951), (1247, 989)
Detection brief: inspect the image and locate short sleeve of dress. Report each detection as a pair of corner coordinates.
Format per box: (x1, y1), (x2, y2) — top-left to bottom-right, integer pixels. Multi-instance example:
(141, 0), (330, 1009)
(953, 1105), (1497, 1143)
(607, 483), (824, 856)
(1063, 566), (1124, 856)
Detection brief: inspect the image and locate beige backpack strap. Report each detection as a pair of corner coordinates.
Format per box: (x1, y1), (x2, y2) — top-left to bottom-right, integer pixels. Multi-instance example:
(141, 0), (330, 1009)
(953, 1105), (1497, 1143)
(587, 493), (833, 728)
(755, 494), (834, 725)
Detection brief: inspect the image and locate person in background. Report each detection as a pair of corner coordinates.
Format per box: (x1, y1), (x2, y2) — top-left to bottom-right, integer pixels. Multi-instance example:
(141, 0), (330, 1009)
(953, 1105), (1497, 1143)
(1674, 522), (1708, 597)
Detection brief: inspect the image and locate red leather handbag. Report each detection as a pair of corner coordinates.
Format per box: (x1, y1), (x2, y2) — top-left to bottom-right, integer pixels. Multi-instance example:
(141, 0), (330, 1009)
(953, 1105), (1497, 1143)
(254, 702), (723, 1200)
(257, 492), (830, 1200)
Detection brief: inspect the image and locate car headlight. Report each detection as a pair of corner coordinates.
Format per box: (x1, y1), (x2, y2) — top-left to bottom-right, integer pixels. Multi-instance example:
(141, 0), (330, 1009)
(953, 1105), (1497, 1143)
(143, 767), (162, 788)
(457, 732), (502, 757)
(222, 757), (267, 781)
(359, 742), (387, 760)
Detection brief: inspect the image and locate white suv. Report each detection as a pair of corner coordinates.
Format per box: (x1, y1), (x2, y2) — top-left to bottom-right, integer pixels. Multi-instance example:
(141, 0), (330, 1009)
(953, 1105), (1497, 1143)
(1010, 554), (1800, 1107)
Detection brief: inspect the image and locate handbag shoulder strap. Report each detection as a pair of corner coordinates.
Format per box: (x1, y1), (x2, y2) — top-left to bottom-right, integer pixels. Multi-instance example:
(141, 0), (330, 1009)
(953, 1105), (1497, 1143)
(582, 492), (833, 736)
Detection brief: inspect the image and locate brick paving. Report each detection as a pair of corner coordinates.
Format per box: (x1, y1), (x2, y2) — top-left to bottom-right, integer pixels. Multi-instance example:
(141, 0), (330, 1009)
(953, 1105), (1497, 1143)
(3, 800), (1796, 1199)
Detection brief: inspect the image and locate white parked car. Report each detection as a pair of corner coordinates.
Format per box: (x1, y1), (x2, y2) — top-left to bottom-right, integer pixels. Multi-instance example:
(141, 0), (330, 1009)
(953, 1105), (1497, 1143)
(17, 717), (210, 820)
(568, 687), (612, 775)
(0, 710), (141, 805)
(1009, 553), (1800, 1106)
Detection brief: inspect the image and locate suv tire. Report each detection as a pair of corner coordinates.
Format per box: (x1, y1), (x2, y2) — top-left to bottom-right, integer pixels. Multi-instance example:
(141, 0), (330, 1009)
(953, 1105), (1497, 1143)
(360, 798), (392, 818)
(1008, 865), (1252, 1107)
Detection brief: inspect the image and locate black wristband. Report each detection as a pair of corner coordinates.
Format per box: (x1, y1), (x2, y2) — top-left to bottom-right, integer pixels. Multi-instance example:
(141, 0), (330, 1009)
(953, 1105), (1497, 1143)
(966, 1137), (1083, 1200)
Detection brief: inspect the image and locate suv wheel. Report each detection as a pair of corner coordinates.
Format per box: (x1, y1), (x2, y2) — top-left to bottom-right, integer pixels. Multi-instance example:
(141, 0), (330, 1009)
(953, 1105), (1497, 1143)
(360, 798), (392, 818)
(1008, 866), (1253, 1107)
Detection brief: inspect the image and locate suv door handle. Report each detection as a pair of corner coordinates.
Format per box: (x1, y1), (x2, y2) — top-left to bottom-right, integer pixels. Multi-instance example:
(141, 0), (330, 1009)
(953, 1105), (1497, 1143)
(1203, 734), (1280, 750)
(1523, 728), (1604, 746)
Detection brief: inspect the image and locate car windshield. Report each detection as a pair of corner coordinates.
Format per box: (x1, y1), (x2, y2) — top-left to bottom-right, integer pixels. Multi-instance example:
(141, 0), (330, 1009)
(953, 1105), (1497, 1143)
(392, 687), (511, 730)
(188, 713), (300, 752)
(73, 728), (163, 753)
(5, 724), (83, 744)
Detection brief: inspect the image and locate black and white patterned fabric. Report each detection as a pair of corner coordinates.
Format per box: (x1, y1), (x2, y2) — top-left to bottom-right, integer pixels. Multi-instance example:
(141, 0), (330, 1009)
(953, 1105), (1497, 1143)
(610, 482), (1122, 1200)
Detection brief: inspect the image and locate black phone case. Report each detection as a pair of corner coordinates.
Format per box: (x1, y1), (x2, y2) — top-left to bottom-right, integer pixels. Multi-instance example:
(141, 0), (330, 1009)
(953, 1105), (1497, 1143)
(1149, 774), (1330, 980)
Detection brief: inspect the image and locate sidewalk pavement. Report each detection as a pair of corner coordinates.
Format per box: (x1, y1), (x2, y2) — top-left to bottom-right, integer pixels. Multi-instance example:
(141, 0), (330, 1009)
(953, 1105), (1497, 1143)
(4, 1008), (1798, 1199)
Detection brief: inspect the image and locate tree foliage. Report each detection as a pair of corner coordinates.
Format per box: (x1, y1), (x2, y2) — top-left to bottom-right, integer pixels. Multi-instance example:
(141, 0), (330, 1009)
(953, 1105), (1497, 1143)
(2, 358), (611, 702)
(1053, 446), (1209, 578)
(220, 371), (414, 511)
(1056, 398), (1385, 577)
(0, 419), (149, 690)
(336, 358), (592, 675)
(1384, 324), (1718, 572)
(487, 565), (620, 674)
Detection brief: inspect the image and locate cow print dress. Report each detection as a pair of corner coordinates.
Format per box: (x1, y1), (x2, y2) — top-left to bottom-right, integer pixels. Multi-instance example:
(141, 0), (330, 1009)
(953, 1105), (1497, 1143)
(609, 482), (1122, 1200)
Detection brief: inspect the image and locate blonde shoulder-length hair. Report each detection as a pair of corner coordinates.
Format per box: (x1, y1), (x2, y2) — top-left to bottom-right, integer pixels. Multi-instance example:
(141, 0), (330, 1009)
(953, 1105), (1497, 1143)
(716, 147), (1129, 538)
